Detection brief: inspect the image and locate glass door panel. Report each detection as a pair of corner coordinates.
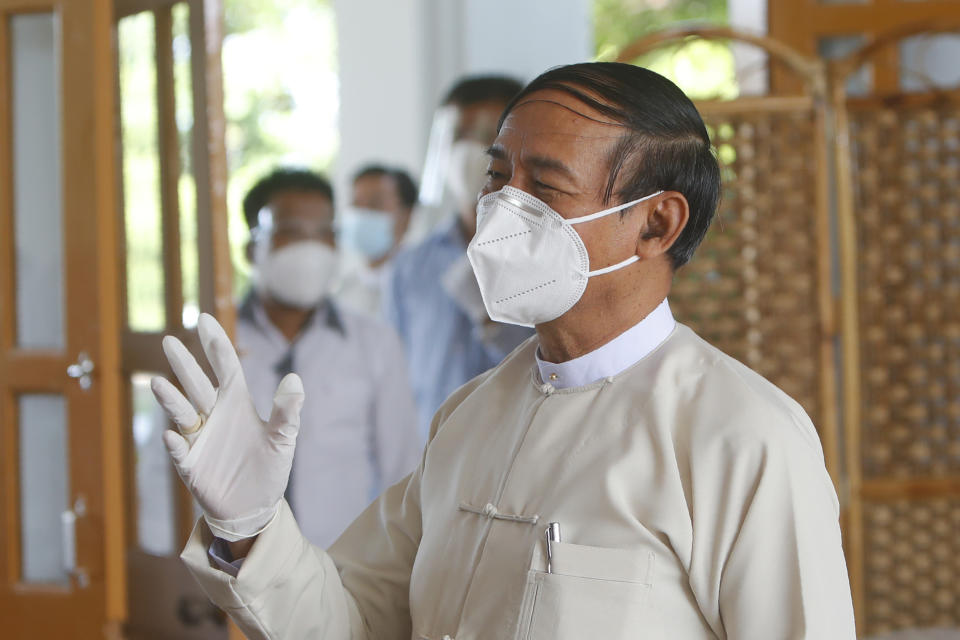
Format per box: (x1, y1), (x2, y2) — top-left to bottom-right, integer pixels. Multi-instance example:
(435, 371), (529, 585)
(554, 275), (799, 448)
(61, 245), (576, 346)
(130, 372), (176, 555)
(18, 394), (70, 585)
(119, 11), (166, 332)
(11, 13), (65, 350)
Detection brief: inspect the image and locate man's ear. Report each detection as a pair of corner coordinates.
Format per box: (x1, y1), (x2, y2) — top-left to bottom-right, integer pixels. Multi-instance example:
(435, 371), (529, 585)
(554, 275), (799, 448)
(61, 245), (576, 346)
(636, 192), (689, 260)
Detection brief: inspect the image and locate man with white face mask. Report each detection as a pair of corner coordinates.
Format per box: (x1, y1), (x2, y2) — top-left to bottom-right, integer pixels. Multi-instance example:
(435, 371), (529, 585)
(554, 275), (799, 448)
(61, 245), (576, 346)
(384, 75), (534, 437)
(153, 66), (856, 639)
(226, 168), (421, 548)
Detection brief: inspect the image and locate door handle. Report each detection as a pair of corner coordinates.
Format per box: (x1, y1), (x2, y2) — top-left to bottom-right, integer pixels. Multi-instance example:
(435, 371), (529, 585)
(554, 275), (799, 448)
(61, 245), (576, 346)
(61, 495), (90, 588)
(66, 352), (95, 390)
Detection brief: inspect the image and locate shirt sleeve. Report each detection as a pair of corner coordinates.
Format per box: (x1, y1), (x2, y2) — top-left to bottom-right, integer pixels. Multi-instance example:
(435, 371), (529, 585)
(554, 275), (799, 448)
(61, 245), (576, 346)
(181, 455), (425, 640)
(687, 407), (857, 639)
(207, 536), (244, 577)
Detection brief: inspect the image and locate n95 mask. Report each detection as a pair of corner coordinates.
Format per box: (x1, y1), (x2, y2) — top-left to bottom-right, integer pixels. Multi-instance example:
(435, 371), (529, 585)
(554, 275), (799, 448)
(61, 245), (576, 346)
(253, 241), (338, 309)
(466, 186), (662, 327)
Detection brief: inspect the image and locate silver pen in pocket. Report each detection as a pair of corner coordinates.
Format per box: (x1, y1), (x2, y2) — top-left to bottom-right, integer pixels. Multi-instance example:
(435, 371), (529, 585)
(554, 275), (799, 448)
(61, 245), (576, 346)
(545, 522), (561, 574)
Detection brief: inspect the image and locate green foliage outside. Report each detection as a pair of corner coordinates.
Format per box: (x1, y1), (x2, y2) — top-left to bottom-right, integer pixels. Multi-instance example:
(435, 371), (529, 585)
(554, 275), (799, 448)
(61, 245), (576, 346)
(119, 11), (166, 332)
(221, 0), (338, 297)
(118, 0), (336, 331)
(595, 0), (737, 100)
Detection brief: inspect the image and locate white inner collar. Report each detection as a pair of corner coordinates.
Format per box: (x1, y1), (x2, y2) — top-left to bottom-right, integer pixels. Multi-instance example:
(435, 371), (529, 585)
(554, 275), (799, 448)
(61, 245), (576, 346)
(535, 298), (675, 390)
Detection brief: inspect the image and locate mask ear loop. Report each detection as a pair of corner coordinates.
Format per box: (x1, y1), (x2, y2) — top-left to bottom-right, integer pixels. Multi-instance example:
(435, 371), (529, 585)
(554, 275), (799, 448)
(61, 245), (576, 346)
(587, 254), (639, 277)
(566, 190), (664, 225)
(571, 190), (663, 277)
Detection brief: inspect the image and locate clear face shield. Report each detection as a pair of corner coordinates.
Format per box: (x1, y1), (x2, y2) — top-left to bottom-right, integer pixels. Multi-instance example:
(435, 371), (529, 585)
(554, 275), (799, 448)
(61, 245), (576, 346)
(418, 105), (458, 209)
(252, 207), (336, 255)
(413, 103), (503, 237)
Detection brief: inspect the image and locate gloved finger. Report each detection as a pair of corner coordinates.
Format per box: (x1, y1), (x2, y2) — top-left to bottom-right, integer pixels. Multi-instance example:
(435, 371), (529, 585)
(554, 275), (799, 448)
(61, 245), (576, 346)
(150, 376), (200, 430)
(268, 373), (304, 440)
(162, 429), (190, 470)
(162, 335), (216, 415)
(197, 313), (243, 389)
(151, 376), (205, 447)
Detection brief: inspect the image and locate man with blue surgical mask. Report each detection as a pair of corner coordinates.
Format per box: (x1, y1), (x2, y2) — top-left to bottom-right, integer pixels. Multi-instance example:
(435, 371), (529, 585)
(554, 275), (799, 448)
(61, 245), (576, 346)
(226, 167), (421, 548)
(335, 165), (417, 316)
(384, 75), (534, 438)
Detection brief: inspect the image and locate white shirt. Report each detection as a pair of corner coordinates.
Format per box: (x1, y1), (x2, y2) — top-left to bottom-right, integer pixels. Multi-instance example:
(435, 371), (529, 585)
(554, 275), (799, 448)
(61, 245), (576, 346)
(234, 294), (422, 548)
(333, 252), (389, 317)
(535, 298), (675, 389)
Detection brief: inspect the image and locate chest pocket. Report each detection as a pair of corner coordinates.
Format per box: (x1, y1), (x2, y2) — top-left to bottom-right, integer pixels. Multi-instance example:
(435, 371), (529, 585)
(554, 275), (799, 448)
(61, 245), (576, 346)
(517, 541), (654, 640)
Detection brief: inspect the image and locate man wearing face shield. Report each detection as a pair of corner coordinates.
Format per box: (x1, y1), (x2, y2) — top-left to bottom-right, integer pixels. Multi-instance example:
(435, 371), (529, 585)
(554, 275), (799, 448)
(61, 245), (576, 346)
(334, 164), (417, 316)
(384, 75), (534, 437)
(209, 168), (421, 549)
(152, 66), (856, 639)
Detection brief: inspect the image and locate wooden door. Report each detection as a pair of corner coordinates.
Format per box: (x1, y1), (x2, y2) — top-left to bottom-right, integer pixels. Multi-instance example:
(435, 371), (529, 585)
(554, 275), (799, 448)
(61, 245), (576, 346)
(112, 0), (233, 637)
(0, 0), (126, 636)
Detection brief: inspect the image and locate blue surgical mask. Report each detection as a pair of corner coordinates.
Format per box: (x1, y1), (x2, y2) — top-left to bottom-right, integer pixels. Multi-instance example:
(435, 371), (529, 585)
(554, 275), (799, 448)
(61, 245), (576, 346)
(337, 207), (396, 260)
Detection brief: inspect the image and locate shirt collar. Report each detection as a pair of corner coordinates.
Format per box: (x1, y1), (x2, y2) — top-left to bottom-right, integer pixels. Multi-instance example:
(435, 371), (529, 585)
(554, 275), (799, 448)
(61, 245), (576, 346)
(535, 298), (675, 390)
(238, 291), (346, 339)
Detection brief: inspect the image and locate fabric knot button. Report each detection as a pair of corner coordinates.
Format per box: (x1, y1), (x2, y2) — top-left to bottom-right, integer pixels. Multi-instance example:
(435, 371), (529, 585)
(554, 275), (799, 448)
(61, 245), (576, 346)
(482, 503), (497, 517)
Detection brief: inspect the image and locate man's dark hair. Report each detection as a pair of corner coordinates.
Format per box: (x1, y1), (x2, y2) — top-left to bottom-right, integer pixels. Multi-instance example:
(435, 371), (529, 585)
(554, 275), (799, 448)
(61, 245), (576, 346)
(443, 75), (524, 108)
(242, 167), (334, 230)
(499, 62), (720, 270)
(352, 164), (419, 209)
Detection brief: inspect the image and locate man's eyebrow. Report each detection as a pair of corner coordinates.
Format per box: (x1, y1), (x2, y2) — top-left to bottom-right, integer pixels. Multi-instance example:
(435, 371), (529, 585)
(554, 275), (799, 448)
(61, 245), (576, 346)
(486, 145), (576, 181)
(526, 155), (576, 180)
(486, 144), (507, 160)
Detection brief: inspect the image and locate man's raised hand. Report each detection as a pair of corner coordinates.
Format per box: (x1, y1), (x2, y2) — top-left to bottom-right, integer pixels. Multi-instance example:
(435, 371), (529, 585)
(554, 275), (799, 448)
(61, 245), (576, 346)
(150, 313), (303, 541)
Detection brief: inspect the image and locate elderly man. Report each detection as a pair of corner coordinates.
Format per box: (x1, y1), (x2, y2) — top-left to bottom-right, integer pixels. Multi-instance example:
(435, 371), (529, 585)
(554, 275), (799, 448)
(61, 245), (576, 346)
(152, 63), (856, 639)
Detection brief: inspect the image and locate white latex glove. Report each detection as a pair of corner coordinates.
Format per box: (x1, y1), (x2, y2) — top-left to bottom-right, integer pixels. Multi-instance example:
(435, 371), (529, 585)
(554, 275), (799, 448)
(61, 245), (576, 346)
(150, 313), (303, 541)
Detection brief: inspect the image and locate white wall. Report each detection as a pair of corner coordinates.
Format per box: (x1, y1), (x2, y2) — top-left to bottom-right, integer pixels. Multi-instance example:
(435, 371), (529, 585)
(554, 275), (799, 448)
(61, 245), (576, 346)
(333, 0), (593, 219)
(332, 0), (430, 201)
(460, 0), (593, 85)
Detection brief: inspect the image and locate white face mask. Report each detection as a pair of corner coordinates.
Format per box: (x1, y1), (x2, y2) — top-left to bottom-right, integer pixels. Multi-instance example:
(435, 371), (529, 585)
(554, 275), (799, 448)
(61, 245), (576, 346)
(253, 240), (338, 309)
(446, 139), (490, 214)
(466, 186), (662, 327)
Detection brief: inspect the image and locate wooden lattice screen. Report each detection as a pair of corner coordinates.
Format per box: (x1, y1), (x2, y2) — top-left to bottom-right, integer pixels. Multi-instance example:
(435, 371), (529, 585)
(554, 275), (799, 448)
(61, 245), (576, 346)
(841, 90), (960, 634)
(618, 26), (960, 638)
(617, 27), (842, 489)
(674, 98), (833, 446)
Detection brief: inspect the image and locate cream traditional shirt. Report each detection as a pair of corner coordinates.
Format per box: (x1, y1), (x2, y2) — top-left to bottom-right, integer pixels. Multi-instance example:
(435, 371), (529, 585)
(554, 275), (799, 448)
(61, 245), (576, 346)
(182, 311), (857, 640)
